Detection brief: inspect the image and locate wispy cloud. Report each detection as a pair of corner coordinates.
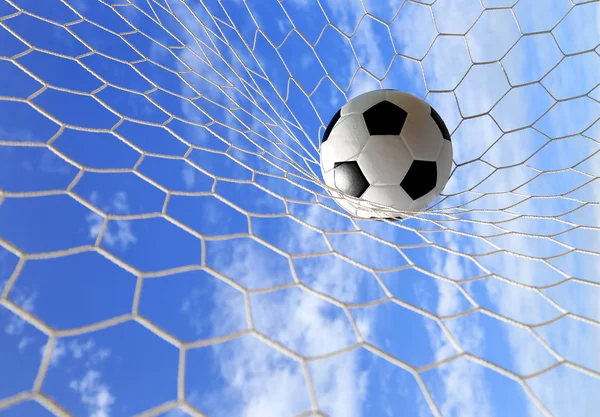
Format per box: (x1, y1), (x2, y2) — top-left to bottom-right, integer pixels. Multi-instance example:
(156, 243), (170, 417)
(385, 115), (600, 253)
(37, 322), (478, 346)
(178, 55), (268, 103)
(181, 163), (197, 189)
(183, 206), (384, 415)
(4, 290), (36, 336)
(414, 5), (571, 416)
(420, 4), (600, 416)
(4, 287), (37, 354)
(426, 232), (492, 417)
(46, 339), (67, 367)
(101, 221), (136, 251)
(44, 338), (111, 368)
(308, 349), (370, 417)
(86, 191), (136, 251)
(17, 336), (35, 353)
(208, 238), (293, 290)
(69, 370), (115, 417)
(199, 335), (311, 417)
(43, 337), (115, 417)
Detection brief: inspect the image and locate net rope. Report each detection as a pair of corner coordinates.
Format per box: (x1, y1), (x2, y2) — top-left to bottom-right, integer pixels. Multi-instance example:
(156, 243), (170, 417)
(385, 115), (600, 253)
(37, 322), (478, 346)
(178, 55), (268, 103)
(0, 0), (599, 416)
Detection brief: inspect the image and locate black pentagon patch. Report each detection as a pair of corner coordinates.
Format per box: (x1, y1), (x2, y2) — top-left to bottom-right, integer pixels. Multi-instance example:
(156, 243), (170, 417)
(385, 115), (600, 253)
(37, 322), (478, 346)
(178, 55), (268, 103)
(401, 160), (437, 200)
(363, 100), (408, 136)
(430, 106), (451, 141)
(333, 161), (369, 198)
(322, 108), (341, 143)
(372, 216), (403, 222)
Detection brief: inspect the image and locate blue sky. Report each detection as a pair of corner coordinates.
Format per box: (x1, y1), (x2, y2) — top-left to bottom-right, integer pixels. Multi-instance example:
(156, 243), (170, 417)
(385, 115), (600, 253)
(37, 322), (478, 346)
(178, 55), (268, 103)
(0, 0), (600, 417)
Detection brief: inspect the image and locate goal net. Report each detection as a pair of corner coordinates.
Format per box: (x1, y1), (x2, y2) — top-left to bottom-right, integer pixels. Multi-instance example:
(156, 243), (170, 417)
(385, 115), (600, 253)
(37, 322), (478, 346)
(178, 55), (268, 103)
(0, 0), (599, 416)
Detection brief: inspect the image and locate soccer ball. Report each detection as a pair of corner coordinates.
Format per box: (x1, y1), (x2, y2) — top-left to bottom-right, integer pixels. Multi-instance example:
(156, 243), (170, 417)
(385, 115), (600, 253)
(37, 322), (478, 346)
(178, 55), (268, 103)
(319, 89), (453, 220)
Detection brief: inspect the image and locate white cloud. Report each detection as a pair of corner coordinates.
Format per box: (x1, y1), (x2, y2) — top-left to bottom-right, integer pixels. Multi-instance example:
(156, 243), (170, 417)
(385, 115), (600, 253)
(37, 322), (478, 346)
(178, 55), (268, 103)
(251, 287), (357, 357)
(320, 0), (365, 36)
(183, 204), (384, 415)
(70, 339), (96, 359)
(309, 350), (370, 417)
(4, 306), (27, 336)
(194, 335), (311, 417)
(351, 20), (389, 79)
(425, 232), (492, 417)
(414, 5), (567, 416)
(212, 239), (291, 290)
(180, 287), (212, 337)
(527, 363), (600, 417)
(18, 336), (35, 352)
(70, 370), (115, 417)
(417, 5), (600, 417)
(4, 288), (37, 354)
(44, 338), (111, 368)
(181, 163), (196, 189)
(101, 220), (136, 251)
(449, 81), (600, 417)
(41, 337), (114, 417)
(109, 192), (129, 214)
(45, 340), (67, 367)
(86, 212), (105, 241)
(39, 148), (74, 175)
(431, 357), (494, 417)
(0, 125), (38, 143)
(297, 255), (362, 302)
(15, 288), (36, 312)
(86, 191), (136, 251)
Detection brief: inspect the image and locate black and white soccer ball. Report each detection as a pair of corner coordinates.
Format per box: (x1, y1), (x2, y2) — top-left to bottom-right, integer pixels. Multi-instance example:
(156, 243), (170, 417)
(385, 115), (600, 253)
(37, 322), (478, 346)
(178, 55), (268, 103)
(320, 89), (453, 219)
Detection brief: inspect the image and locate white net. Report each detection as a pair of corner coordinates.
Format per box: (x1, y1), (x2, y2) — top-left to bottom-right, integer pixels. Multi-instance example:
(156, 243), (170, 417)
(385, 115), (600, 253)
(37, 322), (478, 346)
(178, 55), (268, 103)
(0, 0), (600, 416)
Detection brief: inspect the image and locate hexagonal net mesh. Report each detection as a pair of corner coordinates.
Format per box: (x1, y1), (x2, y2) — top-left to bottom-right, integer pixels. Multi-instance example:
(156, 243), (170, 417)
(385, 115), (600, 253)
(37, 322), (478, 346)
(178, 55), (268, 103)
(0, 0), (600, 416)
